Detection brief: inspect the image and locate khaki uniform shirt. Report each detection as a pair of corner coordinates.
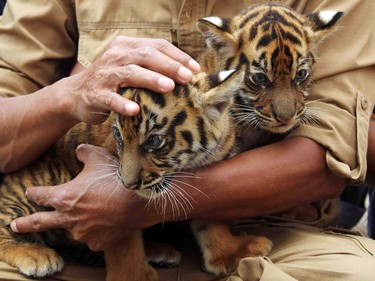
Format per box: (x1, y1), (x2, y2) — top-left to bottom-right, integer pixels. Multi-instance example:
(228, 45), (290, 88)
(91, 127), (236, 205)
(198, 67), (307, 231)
(0, 0), (374, 183)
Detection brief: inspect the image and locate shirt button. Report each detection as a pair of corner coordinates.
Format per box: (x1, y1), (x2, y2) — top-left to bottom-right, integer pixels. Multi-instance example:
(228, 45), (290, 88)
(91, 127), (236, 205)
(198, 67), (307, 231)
(361, 96), (368, 110)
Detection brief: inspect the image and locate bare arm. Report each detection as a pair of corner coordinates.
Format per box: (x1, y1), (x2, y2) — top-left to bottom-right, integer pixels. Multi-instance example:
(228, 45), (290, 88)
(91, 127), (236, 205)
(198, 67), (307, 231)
(0, 79), (81, 173)
(10, 137), (345, 251)
(172, 137), (344, 220)
(0, 36), (200, 173)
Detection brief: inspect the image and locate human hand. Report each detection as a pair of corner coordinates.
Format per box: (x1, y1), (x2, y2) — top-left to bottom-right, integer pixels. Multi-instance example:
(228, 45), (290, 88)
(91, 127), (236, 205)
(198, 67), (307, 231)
(65, 36), (201, 124)
(10, 144), (158, 251)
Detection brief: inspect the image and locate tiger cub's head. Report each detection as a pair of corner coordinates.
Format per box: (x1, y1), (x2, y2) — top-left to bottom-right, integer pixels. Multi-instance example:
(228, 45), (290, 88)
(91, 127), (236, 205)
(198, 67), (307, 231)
(112, 70), (242, 198)
(197, 4), (343, 133)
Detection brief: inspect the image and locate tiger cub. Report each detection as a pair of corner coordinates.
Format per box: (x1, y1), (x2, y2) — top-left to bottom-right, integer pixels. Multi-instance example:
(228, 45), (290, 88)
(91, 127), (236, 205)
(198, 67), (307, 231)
(197, 4), (344, 148)
(0, 69), (249, 281)
(188, 3), (344, 274)
(105, 69), (266, 281)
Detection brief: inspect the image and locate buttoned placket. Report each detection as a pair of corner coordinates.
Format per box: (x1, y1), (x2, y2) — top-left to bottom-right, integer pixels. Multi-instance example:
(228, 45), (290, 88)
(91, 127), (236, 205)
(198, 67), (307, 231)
(176, 0), (206, 59)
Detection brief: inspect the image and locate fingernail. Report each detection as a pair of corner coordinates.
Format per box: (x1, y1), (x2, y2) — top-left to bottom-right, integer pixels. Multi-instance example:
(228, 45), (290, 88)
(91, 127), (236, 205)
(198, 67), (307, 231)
(76, 143), (85, 150)
(124, 102), (139, 115)
(177, 67), (193, 83)
(157, 77), (174, 92)
(188, 59), (201, 73)
(10, 221), (18, 232)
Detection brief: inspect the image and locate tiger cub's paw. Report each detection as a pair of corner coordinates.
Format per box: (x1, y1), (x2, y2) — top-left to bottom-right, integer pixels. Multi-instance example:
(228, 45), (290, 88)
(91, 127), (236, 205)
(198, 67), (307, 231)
(2, 243), (64, 277)
(204, 235), (273, 276)
(145, 242), (181, 268)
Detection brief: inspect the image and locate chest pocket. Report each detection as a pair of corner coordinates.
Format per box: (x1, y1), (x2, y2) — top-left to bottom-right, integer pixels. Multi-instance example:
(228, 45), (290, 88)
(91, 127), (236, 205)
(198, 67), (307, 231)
(75, 0), (182, 67)
(77, 25), (173, 68)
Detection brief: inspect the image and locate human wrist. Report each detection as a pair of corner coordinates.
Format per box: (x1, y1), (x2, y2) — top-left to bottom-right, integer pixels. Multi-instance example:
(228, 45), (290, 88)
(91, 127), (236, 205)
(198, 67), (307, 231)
(135, 195), (184, 228)
(52, 74), (83, 126)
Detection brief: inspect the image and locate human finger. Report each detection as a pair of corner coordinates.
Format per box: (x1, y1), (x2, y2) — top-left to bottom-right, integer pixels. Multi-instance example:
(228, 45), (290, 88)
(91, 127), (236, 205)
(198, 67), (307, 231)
(93, 64), (176, 98)
(115, 64), (178, 93)
(144, 38), (201, 73)
(122, 46), (197, 84)
(24, 186), (57, 208)
(10, 211), (68, 233)
(84, 64), (176, 117)
(94, 54), (179, 92)
(75, 143), (118, 167)
(101, 90), (140, 117)
(25, 184), (81, 214)
(111, 36), (201, 74)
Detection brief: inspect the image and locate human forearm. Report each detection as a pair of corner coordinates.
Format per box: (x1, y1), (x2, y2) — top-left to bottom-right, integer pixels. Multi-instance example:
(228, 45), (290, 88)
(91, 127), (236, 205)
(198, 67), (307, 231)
(156, 137), (345, 223)
(0, 80), (79, 173)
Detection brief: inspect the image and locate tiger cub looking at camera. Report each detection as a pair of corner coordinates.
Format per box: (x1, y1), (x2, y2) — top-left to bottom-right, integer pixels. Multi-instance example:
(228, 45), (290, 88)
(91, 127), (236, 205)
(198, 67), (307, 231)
(188, 3), (344, 274)
(197, 4), (344, 146)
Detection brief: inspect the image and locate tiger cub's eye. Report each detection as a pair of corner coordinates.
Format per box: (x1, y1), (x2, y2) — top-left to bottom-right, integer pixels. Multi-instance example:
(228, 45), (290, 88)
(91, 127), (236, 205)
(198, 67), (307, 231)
(146, 135), (165, 151)
(295, 69), (309, 83)
(112, 126), (123, 147)
(250, 73), (268, 86)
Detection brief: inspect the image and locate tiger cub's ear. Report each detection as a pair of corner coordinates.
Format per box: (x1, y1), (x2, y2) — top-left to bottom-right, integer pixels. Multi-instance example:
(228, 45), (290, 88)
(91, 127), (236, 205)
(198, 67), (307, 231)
(305, 11), (344, 43)
(196, 17), (236, 54)
(193, 69), (243, 122)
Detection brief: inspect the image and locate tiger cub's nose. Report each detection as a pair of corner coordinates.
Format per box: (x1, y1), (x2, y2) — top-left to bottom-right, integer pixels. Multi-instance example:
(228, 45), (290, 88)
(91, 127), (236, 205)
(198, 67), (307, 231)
(275, 113), (294, 125)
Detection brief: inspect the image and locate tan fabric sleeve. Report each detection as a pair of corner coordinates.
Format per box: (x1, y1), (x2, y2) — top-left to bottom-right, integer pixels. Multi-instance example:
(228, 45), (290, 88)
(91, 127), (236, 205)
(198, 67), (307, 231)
(288, 0), (375, 183)
(0, 0), (78, 97)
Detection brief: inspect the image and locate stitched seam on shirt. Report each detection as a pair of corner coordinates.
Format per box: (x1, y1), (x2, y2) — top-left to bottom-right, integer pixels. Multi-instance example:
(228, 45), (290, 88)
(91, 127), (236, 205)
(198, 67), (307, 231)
(79, 22), (172, 30)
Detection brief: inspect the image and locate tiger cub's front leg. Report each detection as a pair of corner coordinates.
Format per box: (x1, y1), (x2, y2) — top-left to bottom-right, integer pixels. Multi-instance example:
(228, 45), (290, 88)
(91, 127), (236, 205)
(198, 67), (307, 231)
(105, 230), (158, 281)
(191, 220), (273, 276)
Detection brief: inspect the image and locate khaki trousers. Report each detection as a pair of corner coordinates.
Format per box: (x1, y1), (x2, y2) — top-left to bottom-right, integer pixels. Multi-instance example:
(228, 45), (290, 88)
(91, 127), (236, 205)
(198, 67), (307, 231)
(1, 225), (375, 281)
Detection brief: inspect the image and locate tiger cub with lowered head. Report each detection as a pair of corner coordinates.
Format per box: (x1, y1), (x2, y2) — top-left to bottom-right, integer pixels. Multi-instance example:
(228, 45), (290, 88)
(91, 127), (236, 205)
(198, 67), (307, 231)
(0, 69), (254, 281)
